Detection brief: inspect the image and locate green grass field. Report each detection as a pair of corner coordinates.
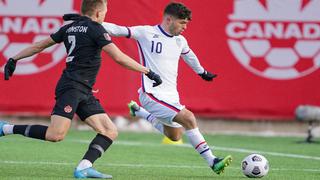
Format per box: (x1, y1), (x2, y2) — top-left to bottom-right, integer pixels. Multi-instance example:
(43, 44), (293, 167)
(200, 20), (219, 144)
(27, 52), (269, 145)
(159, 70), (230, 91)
(0, 130), (319, 179)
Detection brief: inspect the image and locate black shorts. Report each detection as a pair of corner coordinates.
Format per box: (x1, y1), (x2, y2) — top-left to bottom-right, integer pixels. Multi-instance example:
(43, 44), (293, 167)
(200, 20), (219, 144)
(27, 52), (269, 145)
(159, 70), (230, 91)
(51, 88), (105, 120)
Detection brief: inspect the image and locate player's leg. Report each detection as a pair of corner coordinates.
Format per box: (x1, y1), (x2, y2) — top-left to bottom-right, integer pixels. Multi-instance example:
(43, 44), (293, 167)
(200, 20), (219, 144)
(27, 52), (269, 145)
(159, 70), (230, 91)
(0, 115), (70, 141)
(45, 88), (80, 142)
(45, 115), (71, 141)
(128, 101), (183, 143)
(74, 113), (114, 179)
(173, 108), (232, 174)
(1, 120), (49, 140)
(128, 92), (184, 141)
(160, 124), (184, 144)
(0, 88), (77, 141)
(173, 109), (216, 165)
(74, 94), (114, 179)
(163, 125), (183, 141)
(128, 100), (165, 134)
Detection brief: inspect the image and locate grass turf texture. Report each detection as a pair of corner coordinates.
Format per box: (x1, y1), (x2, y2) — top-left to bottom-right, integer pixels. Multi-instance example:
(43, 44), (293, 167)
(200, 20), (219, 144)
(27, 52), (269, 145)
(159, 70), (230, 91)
(0, 130), (319, 179)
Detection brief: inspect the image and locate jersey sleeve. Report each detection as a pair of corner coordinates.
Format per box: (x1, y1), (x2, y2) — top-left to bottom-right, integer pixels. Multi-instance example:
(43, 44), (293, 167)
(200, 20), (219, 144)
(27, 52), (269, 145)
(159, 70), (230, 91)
(127, 25), (146, 40)
(91, 24), (113, 48)
(180, 36), (205, 74)
(102, 22), (131, 38)
(101, 23), (147, 40)
(180, 36), (191, 54)
(50, 25), (68, 43)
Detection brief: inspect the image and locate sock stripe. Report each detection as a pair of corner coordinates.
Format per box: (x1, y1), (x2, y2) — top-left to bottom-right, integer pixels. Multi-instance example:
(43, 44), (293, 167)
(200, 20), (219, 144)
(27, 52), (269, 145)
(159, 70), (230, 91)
(200, 148), (210, 154)
(146, 114), (152, 121)
(24, 125), (32, 137)
(195, 141), (206, 149)
(91, 144), (105, 156)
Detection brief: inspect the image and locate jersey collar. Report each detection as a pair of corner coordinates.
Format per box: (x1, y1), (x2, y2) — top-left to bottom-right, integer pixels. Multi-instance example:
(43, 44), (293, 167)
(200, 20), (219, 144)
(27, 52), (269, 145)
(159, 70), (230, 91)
(79, 16), (92, 21)
(157, 25), (174, 38)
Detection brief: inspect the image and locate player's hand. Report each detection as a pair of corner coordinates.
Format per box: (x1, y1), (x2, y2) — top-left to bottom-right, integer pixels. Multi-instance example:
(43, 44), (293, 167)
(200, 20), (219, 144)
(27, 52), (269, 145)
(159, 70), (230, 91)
(63, 13), (81, 21)
(146, 70), (162, 87)
(199, 70), (217, 81)
(4, 58), (16, 80)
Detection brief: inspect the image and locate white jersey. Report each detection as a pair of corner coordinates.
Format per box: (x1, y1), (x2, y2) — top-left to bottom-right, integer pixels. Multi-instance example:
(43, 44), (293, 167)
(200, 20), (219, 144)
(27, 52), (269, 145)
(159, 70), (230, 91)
(102, 23), (204, 103)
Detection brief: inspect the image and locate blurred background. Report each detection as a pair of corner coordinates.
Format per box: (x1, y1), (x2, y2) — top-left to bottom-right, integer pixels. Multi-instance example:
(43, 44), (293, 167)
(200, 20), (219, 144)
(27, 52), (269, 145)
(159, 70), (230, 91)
(0, 0), (319, 138)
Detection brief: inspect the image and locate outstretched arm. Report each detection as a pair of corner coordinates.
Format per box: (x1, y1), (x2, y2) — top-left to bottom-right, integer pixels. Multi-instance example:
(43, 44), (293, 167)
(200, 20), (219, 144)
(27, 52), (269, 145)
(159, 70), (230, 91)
(4, 37), (56, 80)
(103, 43), (148, 73)
(181, 50), (217, 81)
(103, 43), (162, 87)
(102, 22), (130, 38)
(12, 37), (56, 61)
(181, 49), (205, 74)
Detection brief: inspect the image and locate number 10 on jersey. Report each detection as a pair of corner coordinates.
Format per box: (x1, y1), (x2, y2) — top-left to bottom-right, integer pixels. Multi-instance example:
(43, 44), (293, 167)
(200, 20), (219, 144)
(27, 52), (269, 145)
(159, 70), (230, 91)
(151, 41), (162, 53)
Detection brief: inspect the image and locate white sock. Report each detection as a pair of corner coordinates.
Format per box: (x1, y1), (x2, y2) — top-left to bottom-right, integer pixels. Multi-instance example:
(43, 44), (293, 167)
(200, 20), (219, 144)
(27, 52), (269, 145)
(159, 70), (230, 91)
(135, 107), (164, 133)
(185, 128), (216, 167)
(3, 124), (14, 135)
(135, 106), (151, 119)
(76, 159), (92, 171)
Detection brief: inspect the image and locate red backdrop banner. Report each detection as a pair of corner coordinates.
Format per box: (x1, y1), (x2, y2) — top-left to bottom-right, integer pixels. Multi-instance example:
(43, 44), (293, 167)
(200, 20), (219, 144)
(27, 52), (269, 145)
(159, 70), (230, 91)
(0, 0), (319, 120)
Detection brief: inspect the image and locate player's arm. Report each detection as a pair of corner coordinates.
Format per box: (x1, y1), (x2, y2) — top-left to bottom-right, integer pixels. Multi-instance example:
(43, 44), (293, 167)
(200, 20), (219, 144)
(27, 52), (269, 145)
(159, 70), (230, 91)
(102, 22), (130, 38)
(180, 36), (217, 81)
(103, 43), (162, 87)
(4, 37), (56, 80)
(103, 43), (147, 72)
(181, 50), (217, 81)
(181, 49), (204, 74)
(12, 37), (56, 61)
(102, 22), (146, 40)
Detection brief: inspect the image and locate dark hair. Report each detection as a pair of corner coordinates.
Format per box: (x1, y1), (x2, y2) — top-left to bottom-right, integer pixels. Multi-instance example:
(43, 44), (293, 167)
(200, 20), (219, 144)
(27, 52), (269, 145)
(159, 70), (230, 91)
(81, 0), (106, 16)
(164, 2), (192, 20)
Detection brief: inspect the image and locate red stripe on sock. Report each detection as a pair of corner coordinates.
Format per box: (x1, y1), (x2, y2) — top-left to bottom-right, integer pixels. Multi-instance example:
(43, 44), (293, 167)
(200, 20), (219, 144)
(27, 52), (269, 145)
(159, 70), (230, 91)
(195, 141), (206, 149)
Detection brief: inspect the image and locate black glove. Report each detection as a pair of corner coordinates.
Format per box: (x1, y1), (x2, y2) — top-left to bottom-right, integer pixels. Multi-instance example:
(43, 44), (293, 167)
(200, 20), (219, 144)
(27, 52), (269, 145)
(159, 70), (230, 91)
(146, 70), (162, 87)
(4, 58), (16, 80)
(199, 70), (217, 81)
(63, 13), (81, 21)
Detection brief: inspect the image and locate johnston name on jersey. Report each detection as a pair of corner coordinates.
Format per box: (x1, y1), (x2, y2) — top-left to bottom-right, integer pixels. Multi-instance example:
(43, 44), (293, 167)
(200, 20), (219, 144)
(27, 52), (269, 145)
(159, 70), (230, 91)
(51, 16), (112, 92)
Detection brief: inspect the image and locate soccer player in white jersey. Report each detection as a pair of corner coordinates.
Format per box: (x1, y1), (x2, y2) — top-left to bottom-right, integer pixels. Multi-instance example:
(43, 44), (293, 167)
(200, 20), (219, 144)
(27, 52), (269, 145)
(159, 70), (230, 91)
(102, 2), (232, 174)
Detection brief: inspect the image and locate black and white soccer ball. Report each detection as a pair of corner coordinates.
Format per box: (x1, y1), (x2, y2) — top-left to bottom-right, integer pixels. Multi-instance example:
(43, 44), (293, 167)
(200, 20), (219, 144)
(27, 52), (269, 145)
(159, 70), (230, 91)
(241, 154), (269, 178)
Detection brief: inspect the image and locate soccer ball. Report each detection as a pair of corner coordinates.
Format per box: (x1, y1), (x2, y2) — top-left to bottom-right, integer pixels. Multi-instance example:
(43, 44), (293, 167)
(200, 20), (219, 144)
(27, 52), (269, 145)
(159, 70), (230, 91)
(241, 154), (269, 178)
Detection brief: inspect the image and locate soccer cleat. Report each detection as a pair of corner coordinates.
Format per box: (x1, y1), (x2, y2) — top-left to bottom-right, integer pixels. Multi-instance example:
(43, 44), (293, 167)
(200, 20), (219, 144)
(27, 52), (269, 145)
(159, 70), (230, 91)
(128, 100), (140, 117)
(211, 155), (233, 175)
(74, 167), (112, 179)
(0, 121), (8, 137)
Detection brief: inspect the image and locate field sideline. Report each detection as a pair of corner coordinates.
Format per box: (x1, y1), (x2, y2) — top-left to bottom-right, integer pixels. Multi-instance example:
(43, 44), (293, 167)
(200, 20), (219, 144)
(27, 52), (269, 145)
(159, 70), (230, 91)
(0, 130), (319, 179)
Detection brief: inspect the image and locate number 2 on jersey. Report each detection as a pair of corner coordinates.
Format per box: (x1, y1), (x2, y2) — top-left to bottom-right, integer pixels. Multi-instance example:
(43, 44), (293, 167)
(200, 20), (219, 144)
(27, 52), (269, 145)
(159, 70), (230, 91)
(151, 41), (162, 53)
(66, 35), (76, 62)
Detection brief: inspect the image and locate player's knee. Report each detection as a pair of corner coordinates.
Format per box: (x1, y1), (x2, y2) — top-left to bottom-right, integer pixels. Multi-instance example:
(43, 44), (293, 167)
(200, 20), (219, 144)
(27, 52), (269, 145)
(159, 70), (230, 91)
(97, 127), (118, 140)
(45, 128), (67, 142)
(165, 129), (183, 141)
(46, 133), (65, 142)
(167, 134), (182, 141)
